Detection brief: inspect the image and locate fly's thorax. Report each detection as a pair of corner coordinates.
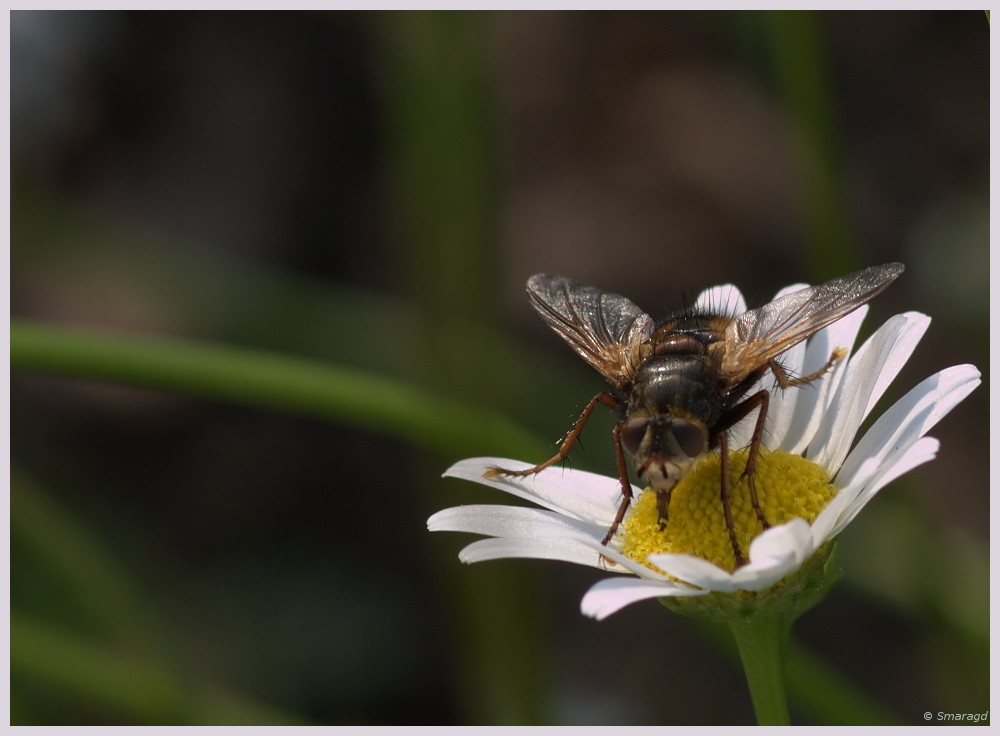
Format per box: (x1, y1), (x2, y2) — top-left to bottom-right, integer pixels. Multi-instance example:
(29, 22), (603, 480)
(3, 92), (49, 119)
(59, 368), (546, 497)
(628, 354), (719, 425)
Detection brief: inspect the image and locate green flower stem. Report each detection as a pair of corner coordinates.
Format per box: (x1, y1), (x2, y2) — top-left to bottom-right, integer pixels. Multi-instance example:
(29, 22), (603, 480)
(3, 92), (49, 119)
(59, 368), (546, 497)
(663, 544), (840, 724)
(728, 612), (792, 725)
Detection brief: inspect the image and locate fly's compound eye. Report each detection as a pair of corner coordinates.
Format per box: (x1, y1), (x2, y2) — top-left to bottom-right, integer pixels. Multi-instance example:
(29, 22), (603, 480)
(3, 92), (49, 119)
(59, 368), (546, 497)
(620, 418), (649, 457)
(669, 419), (706, 459)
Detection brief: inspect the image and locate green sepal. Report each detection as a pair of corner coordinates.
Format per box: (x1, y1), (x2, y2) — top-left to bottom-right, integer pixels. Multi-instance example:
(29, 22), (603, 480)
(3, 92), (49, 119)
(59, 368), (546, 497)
(658, 540), (839, 624)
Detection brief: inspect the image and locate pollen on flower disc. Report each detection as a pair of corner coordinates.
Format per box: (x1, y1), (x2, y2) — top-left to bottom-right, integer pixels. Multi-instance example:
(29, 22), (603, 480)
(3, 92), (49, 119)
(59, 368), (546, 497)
(619, 448), (836, 574)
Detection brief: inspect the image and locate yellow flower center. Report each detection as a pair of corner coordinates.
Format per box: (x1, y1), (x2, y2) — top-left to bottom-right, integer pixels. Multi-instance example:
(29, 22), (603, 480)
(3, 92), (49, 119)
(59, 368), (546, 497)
(619, 448), (836, 574)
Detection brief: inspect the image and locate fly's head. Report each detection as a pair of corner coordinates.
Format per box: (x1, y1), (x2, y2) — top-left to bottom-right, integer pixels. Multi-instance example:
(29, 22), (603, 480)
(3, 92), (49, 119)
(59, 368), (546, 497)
(619, 411), (708, 492)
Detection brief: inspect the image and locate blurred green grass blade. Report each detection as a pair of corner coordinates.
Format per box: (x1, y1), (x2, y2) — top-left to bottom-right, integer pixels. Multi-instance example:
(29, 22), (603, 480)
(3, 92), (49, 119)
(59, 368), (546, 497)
(11, 614), (305, 725)
(786, 641), (899, 725)
(839, 496), (988, 712)
(12, 468), (167, 658)
(379, 10), (499, 326)
(842, 497), (989, 648)
(766, 10), (856, 277)
(11, 319), (545, 461)
(12, 468), (308, 725)
(11, 614), (189, 723)
(13, 187), (597, 436)
(377, 11), (547, 725)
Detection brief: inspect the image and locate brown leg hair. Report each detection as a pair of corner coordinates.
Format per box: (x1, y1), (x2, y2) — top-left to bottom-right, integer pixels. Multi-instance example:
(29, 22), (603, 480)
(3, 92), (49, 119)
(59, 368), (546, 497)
(716, 388), (772, 560)
(602, 422), (635, 545)
(715, 348), (846, 567)
(485, 391), (631, 546)
(769, 347), (846, 389)
(717, 431), (747, 567)
(485, 391), (620, 479)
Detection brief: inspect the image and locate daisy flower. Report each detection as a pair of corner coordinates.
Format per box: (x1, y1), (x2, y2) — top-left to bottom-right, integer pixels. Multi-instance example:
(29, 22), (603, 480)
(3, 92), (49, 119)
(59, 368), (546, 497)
(428, 281), (980, 622)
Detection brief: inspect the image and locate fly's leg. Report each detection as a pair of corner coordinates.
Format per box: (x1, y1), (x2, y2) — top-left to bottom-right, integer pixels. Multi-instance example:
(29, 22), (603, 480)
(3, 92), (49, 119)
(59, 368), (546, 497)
(769, 347), (846, 389)
(715, 388), (773, 567)
(485, 391), (620, 479)
(601, 422), (635, 545)
(485, 391), (628, 548)
(717, 431), (747, 568)
(736, 390), (770, 533)
(714, 348), (849, 568)
(743, 349), (848, 533)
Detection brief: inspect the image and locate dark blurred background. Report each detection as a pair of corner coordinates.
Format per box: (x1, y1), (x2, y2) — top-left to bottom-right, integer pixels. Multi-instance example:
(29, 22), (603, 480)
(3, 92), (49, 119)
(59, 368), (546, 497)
(10, 10), (988, 725)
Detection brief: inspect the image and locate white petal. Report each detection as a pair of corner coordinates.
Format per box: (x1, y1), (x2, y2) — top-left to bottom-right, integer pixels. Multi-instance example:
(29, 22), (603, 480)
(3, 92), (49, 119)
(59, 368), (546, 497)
(864, 436), (941, 498)
(648, 552), (739, 593)
(580, 577), (708, 620)
(763, 340), (807, 450)
(813, 303), (868, 373)
(428, 504), (604, 542)
(442, 457), (630, 526)
(458, 536), (611, 569)
(649, 519), (813, 593)
(835, 364), (980, 491)
(810, 480), (856, 546)
(694, 284), (746, 317)
(747, 517), (813, 561)
(774, 282), (809, 299)
(432, 504), (671, 579)
(825, 436), (940, 539)
(734, 308), (861, 455)
(808, 312), (929, 474)
(578, 541), (675, 580)
(742, 283), (808, 450)
(732, 518), (814, 590)
(782, 306), (868, 455)
(856, 312), (930, 420)
(727, 362), (775, 451)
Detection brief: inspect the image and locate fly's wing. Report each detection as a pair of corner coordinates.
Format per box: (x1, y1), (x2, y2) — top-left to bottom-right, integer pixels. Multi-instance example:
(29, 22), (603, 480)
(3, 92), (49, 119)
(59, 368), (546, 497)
(719, 263), (904, 382)
(526, 274), (654, 387)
